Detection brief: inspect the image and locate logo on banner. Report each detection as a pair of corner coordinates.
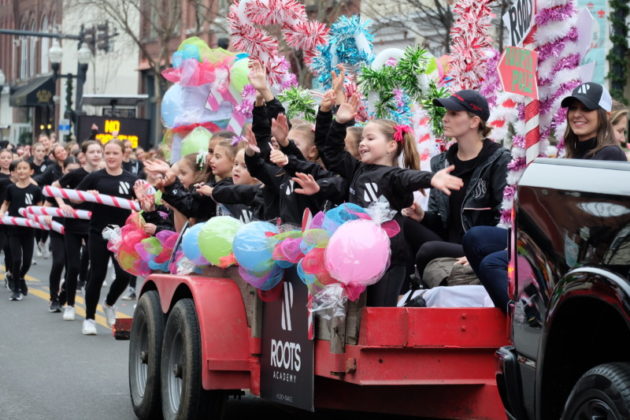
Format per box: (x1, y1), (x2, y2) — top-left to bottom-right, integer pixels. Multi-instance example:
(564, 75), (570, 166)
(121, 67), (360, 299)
(281, 282), (294, 331)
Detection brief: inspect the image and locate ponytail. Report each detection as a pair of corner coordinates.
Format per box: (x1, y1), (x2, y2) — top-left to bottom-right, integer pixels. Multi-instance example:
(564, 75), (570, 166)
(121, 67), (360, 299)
(372, 119), (420, 170)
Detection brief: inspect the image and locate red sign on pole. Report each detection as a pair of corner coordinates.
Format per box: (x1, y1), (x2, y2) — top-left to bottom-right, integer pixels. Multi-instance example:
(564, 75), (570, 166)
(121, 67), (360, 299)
(498, 47), (539, 100)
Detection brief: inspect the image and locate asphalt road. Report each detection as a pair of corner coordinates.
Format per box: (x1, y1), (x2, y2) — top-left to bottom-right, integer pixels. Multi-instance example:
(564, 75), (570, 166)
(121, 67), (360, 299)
(0, 253), (423, 420)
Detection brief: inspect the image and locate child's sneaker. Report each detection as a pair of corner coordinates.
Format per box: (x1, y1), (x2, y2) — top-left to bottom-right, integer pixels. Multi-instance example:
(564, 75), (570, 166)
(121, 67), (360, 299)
(121, 286), (136, 301)
(82, 319), (97, 335)
(103, 302), (116, 327)
(19, 278), (28, 296)
(62, 306), (75, 321)
(49, 300), (61, 313)
(9, 291), (20, 301)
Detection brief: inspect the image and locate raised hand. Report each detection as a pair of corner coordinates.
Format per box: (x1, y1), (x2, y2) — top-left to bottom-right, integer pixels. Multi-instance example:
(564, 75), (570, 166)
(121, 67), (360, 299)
(270, 148), (289, 167)
(248, 60), (273, 101)
(244, 127), (260, 156)
(271, 114), (290, 147)
(292, 172), (320, 195)
(331, 64), (346, 104)
(431, 165), (464, 195)
(144, 159), (171, 175)
(335, 93), (360, 124)
(320, 90), (336, 112)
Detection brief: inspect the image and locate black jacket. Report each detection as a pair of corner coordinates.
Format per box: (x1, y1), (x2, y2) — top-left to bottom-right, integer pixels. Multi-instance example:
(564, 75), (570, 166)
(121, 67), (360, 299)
(425, 140), (511, 236)
(162, 179), (215, 222)
(143, 205), (175, 233)
(212, 180), (263, 223)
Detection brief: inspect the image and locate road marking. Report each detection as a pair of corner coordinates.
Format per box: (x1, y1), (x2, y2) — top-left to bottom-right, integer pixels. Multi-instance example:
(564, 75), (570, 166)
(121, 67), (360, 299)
(5, 269), (132, 330)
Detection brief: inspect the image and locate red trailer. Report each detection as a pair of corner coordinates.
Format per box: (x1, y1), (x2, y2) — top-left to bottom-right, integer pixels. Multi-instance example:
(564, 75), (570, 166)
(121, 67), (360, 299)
(125, 265), (508, 420)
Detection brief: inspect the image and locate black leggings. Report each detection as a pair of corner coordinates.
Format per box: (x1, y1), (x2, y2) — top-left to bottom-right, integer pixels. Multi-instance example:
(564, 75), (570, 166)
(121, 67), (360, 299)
(0, 226), (11, 274)
(403, 218), (443, 288)
(64, 231), (88, 307)
(85, 232), (131, 320)
(35, 229), (49, 246)
(366, 265), (407, 307)
(49, 231), (65, 302)
(8, 229), (34, 284)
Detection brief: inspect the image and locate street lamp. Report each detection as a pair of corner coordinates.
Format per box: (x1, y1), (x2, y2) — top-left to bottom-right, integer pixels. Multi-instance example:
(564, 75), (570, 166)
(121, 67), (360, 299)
(49, 39), (91, 141)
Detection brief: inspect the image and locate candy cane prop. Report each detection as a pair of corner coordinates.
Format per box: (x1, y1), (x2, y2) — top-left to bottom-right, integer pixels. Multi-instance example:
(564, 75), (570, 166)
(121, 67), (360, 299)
(0, 216), (49, 230)
(18, 209), (65, 234)
(43, 186), (141, 212)
(25, 205), (91, 220)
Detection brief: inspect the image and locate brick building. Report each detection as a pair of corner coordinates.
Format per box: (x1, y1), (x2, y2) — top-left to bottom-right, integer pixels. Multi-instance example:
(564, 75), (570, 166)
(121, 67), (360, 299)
(0, 0), (63, 143)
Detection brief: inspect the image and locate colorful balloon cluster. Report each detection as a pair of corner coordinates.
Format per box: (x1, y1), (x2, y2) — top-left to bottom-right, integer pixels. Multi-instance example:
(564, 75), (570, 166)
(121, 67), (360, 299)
(231, 204), (393, 301)
(112, 207), (394, 302)
(160, 37), (252, 162)
(181, 216), (243, 269)
(106, 213), (179, 277)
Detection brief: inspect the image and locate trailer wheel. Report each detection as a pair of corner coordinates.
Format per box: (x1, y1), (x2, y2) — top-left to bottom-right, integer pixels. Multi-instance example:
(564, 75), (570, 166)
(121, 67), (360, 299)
(161, 298), (225, 420)
(129, 290), (165, 420)
(562, 362), (630, 420)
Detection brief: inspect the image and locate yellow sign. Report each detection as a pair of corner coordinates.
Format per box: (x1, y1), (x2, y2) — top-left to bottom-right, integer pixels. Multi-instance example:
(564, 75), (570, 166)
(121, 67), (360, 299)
(97, 119), (139, 148)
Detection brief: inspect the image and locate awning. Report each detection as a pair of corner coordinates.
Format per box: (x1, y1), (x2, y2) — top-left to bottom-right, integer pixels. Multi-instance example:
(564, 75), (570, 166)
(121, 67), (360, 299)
(10, 75), (55, 107)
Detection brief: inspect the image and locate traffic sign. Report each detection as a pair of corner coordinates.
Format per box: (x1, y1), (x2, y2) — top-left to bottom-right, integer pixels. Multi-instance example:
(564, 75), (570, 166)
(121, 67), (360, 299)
(503, 0), (536, 47)
(498, 46), (539, 100)
(58, 118), (71, 134)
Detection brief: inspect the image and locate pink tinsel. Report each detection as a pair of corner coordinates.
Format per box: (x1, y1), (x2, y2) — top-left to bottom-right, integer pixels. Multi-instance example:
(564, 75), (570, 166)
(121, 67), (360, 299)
(535, 2), (575, 26)
(507, 157), (526, 171)
(536, 28), (578, 63)
(478, 48), (501, 108)
(245, 0), (306, 26)
(537, 54), (581, 87)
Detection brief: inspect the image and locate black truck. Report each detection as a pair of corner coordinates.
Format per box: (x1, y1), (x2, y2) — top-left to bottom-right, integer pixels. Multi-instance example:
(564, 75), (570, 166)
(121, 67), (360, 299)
(497, 158), (630, 419)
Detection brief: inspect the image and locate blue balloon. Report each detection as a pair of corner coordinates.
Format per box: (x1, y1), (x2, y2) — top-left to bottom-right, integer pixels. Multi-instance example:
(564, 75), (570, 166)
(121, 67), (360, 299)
(233, 221), (278, 272)
(259, 264), (284, 290)
(171, 51), (184, 68)
(182, 223), (208, 265)
(161, 84), (185, 128)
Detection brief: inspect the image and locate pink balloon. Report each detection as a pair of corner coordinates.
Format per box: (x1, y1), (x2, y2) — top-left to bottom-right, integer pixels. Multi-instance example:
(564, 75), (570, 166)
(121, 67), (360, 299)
(324, 220), (391, 286)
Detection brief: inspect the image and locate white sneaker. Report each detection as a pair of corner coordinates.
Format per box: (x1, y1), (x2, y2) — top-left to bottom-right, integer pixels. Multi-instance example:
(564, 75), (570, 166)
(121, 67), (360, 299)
(42, 247), (50, 259)
(103, 303), (116, 327)
(63, 306), (75, 321)
(82, 319), (97, 335)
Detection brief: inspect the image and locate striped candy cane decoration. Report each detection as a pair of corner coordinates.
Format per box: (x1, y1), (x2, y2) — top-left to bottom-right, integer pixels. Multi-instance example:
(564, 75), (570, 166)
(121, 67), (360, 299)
(43, 186), (140, 211)
(525, 98), (540, 164)
(0, 216), (49, 230)
(25, 205), (91, 220)
(19, 210), (65, 234)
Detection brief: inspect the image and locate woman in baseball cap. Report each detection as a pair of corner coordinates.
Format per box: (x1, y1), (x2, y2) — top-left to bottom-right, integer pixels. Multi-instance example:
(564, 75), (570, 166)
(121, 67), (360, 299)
(560, 82), (627, 161)
(402, 90), (511, 294)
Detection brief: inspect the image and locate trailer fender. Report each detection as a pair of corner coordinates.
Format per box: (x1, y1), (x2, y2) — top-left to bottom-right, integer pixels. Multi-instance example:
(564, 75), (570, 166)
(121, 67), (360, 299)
(144, 274), (256, 391)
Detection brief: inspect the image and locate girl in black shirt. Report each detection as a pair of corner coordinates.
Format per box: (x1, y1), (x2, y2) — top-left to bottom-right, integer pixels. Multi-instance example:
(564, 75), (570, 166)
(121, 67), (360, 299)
(0, 159), (43, 301)
(0, 148), (12, 290)
(319, 94), (463, 306)
(54, 140), (104, 320)
(76, 140), (138, 335)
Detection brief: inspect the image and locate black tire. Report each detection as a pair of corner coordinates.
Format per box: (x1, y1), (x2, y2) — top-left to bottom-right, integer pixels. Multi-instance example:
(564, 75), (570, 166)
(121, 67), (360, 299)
(129, 290), (165, 420)
(562, 362), (630, 420)
(160, 298), (225, 420)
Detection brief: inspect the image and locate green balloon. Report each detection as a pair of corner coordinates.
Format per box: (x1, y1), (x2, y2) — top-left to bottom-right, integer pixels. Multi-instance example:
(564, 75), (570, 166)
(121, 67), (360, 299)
(425, 56), (438, 76)
(198, 216), (243, 266)
(181, 127), (211, 156)
(230, 58), (250, 93)
(178, 36), (211, 61)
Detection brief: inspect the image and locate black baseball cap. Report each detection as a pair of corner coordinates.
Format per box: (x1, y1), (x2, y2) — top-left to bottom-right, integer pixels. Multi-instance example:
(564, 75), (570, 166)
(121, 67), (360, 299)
(560, 82), (612, 112)
(433, 90), (490, 122)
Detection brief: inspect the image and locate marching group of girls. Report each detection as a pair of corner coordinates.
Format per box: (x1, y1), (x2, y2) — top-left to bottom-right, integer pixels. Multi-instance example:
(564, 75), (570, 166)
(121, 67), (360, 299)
(1, 62), (627, 334)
